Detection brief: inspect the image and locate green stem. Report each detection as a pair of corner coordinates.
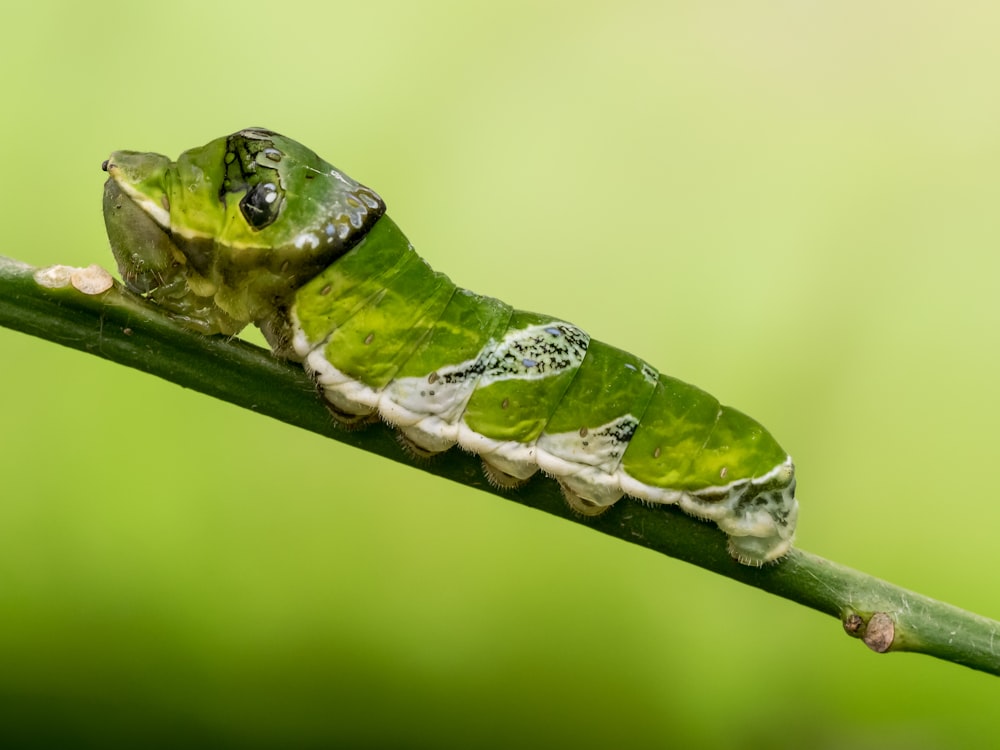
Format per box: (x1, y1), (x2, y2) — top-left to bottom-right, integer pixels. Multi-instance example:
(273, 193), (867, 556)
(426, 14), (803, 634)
(2, 255), (998, 675)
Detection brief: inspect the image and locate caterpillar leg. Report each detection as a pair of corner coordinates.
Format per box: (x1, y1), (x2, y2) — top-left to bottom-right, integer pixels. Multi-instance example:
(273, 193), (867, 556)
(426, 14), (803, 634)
(319, 398), (379, 429)
(481, 460), (531, 489)
(472, 441), (540, 490)
(551, 469), (624, 518)
(558, 481), (610, 517)
(395, 431), (446, 460)
(394, 422), (459, 456)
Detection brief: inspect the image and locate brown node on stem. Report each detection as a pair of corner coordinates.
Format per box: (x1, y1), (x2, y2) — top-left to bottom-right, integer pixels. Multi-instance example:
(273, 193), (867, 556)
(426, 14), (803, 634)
(862, 612), (895, 653)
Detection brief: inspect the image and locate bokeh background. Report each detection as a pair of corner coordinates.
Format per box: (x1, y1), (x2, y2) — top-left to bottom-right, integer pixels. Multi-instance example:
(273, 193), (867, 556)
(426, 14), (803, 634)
(3, 1), (1000, 747)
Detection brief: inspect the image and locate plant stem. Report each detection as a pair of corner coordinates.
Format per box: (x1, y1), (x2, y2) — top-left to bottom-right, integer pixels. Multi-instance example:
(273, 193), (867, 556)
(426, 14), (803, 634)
(2, 255), (999, 675)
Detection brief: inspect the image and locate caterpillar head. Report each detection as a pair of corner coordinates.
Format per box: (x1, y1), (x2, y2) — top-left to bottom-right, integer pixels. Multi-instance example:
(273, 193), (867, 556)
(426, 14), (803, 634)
(102, 128), (385, 334)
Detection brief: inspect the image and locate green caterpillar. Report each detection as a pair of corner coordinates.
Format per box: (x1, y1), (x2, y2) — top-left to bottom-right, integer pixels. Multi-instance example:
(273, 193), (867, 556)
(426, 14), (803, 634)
(101, 128), (797, 565)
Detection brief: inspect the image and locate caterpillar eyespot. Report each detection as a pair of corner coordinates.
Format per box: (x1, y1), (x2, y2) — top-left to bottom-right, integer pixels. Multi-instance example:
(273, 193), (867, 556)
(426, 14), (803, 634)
(101, 127), (798, 565)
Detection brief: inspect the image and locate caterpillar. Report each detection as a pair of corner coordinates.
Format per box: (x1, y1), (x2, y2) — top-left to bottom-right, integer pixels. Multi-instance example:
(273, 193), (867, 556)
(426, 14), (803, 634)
(101, 127), (797, 565)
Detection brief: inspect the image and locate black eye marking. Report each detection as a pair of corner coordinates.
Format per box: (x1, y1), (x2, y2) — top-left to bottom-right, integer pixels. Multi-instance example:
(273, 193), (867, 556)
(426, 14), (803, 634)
(223, 132), (287, 231)
(240, 182), (284, 230)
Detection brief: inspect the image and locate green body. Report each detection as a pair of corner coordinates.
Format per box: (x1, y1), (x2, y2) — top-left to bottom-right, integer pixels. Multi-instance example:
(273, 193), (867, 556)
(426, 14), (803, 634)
(102, 128), (797, 565)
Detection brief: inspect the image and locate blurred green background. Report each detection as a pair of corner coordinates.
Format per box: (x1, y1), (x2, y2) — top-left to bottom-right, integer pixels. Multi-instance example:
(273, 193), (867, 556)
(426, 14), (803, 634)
(2, 1), (999, 747)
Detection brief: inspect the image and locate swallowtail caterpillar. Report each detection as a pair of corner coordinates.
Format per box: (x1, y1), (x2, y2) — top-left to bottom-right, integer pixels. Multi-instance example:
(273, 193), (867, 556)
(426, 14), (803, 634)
(101, 128), (798, 565)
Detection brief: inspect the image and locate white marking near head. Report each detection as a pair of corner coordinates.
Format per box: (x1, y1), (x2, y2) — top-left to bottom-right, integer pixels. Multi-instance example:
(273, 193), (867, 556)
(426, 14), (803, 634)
(294, 233), (320, 250)
(111, 177), (171, 229)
